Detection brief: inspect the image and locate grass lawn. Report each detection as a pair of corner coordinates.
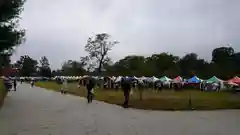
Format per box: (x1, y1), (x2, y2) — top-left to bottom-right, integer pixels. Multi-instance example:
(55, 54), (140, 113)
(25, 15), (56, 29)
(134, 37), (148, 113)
(35, 81), (240, 110)
(0, 79), (7, 108)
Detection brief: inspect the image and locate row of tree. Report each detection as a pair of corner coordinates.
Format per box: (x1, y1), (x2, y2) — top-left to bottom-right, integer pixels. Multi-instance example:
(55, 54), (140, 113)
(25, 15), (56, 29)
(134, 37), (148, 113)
(12, 56), (51, 77)
(104, 47), (240, 79)
(12, 45), (240, 80)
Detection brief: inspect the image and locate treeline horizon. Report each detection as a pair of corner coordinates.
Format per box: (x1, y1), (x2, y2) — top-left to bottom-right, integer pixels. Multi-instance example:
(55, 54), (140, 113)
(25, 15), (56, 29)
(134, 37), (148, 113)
(10, 46), (240, 80)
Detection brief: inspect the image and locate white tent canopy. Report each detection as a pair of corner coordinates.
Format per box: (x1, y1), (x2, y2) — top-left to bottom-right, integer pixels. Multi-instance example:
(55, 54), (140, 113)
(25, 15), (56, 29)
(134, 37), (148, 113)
(147, 76), (159, 82)
(139, 76), (147, 80)
(114, 76), (122, 83)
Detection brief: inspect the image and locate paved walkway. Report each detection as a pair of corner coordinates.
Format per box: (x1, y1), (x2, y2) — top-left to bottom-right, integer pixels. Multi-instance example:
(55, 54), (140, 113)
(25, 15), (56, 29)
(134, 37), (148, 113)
(0, 83), (240, 135)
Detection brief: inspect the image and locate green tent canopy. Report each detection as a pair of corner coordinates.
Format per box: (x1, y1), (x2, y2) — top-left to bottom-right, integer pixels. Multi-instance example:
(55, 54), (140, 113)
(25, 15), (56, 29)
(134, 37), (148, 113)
(206, 76), (223, 83)
(159, 76), (171, 82)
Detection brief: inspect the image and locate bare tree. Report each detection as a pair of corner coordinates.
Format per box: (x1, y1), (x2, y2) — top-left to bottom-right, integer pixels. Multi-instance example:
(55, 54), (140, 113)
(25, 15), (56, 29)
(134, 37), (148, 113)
(84, 33), (119, 74)
(80, 56), (96, 72)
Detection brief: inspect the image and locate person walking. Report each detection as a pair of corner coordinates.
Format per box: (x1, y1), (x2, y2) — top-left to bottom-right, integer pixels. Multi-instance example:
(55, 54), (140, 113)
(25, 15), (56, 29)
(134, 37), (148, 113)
(137, 79), (145, 101)
(77, 79), (81, 88)
(30, 78), (35, 87)
(86, 78), (96, 103)
(61, 79), (68, 94)
(121, 77), (131, 108)
(13, 79), (17, 91)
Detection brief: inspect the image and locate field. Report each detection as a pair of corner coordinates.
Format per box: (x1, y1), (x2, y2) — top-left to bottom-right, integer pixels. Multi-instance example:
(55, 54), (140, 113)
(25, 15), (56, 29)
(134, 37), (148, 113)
(0, 79), (7, 108)
(35, 81), (240, 110)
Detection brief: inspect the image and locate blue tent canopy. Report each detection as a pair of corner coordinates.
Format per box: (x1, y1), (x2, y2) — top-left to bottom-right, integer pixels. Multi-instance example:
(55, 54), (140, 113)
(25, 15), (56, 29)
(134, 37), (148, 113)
(127, 76), (138, 80)
(122, 76), (133, 82)
(186, 76), (201, 83)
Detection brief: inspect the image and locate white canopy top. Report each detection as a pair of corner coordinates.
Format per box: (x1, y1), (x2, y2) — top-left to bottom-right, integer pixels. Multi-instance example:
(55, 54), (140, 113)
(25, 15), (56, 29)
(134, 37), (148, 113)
(148, 76), (159, 82)
(115, 76), (122, 82)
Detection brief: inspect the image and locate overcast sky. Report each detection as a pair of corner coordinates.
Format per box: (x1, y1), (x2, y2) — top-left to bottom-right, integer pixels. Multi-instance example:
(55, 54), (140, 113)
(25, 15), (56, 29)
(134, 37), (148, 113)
(11, 0), (240, 69)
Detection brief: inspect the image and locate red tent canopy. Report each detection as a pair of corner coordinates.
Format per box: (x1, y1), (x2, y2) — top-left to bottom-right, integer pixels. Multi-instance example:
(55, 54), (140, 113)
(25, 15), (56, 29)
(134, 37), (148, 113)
(2, 68), (18, 76)
(228, 76), (240, 85)
(227, 81), (239, 86)
(172, 76), (182, 82)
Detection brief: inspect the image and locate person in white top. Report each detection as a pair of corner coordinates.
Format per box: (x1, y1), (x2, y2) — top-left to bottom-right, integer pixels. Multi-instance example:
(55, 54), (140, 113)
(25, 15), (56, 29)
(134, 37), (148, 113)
(61, 79), (68, 94)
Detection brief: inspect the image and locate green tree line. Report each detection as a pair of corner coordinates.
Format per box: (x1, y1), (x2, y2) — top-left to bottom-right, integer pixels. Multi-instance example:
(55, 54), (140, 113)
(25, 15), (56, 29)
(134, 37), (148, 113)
(12, 45), (240, 80)
(103, 46), (240, 79)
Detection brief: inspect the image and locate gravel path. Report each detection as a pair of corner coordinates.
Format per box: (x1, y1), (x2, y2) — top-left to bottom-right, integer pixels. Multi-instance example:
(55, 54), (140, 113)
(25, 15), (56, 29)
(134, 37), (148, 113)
(0, 83), (240, 135)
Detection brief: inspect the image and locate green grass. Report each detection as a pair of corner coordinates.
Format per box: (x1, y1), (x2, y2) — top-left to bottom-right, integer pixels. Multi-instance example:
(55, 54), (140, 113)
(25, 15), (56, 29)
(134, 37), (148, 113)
(35, 82), (240, 110)
(0, 79), (8, 108)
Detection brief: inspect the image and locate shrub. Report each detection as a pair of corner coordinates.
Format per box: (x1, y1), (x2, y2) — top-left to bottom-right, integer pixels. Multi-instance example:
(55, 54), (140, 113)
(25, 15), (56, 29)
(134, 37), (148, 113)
(0, 79), (8, 108)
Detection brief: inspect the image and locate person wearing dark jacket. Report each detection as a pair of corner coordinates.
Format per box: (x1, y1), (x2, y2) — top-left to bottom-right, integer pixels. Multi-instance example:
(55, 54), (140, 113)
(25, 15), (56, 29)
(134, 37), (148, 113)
(30, 78), (35, 87)
(121, 77), (132, 108)
(13, 79), (17, 91)
(86, 78), (96, 103)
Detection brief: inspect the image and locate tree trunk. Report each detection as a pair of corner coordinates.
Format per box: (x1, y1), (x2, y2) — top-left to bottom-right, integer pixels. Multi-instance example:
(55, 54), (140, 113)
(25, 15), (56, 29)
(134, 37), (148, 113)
(98, 62), (102, 73)
(98, 56), (104, 74)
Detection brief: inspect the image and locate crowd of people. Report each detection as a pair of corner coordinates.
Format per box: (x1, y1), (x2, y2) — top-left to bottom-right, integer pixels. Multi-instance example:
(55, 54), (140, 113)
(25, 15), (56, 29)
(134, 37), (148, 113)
(2, 76), (36, 92)
(6, 75), (226, 108)
(3, 76), (17, 91)
(56, 76), (133, 108)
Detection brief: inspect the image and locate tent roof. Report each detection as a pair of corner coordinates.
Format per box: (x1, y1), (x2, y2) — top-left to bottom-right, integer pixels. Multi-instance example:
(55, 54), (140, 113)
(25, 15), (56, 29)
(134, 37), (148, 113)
(187, 76), (202, 83)
(133, 76), (138, 80)
(115, 76), (122, 82)
(227, 81), (239, 86)
(172, 76), (182, 82)
(139, 76), (147, 80)
(159, 76), (171, 82)
(148, 76), (159, 82)
(206, 76), (223, 83)
(126, 76), (138, 80)
(228, 76), (240, 84)
(2, 68), (18, 76)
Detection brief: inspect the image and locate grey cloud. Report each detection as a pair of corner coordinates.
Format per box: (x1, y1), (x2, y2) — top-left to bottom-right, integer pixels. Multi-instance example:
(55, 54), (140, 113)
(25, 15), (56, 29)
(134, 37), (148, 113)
(11, 0), (240, 69)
